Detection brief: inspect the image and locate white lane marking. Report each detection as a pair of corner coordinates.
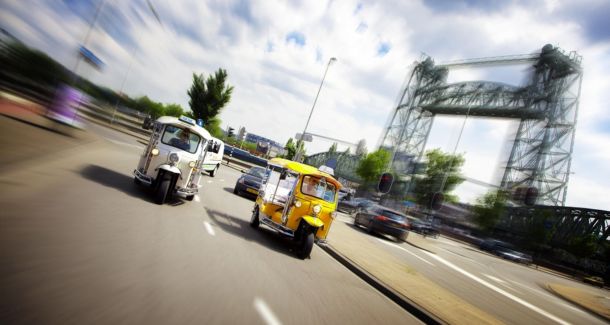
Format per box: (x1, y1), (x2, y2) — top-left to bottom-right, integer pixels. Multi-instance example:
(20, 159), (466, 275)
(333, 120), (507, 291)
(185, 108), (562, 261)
(483, 274), (523, 294)
(194, 195), (200, 202)
(508, 280), (589, 315)
(483, 274), (506, 284)
(105, 138), (143, 149)
(254, 297), (282, 325)
(424, 252), (570, 325)
(203, 221), (215, 236)
(377, 239), (436, 266)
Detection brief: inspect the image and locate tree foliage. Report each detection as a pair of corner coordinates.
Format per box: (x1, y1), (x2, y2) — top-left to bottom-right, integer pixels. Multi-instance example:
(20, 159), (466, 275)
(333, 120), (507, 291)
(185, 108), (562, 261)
(356, 149), (391, 184)
(472, 190), (508, 232)
(187, 69), (234, 122)
(283, 138), (297, 160)
(413, 149), (465, 206)
(328, 142), (338, 154)
(355, 139), (367, 156)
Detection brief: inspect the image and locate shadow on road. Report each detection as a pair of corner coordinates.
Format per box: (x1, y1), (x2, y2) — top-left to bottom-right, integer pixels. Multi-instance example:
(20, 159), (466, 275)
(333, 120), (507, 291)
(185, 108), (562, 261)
(223, 187), (256, 201)
(80, 164), (151, 202)
(205, 207), (298, 259)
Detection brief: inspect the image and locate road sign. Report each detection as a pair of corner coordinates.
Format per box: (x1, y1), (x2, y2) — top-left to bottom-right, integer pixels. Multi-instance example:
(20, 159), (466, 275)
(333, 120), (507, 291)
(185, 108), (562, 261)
(295, 133), (313, 142)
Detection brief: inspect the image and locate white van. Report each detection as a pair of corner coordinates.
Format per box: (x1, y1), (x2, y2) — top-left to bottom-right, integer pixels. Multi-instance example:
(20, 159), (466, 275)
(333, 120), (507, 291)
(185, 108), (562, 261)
(202, 137), (224, 177)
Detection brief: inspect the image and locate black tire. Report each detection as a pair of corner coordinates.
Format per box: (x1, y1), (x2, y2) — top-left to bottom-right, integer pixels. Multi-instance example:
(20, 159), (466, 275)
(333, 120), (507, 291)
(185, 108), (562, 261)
(366, 220), (375, 234)
(209, 165), (218, 177)
(398, 231), (408, 242)
(297, 232), (314, 259)
(233, 187), (239, 195)
(133, 177), (141, 185)
(154, 178), (170, 205)
(250, 206), (260, 228)
(186, 195), (194, 201)
(353, 214), (359, 227)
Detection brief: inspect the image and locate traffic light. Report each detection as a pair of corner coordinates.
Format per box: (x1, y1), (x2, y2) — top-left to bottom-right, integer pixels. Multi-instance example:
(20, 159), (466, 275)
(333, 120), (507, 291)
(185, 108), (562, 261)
(524, 187), (538, 206)
(378, 172), (394, 194)
(227, 127), (235, 138)
(429, 192), (444, 210)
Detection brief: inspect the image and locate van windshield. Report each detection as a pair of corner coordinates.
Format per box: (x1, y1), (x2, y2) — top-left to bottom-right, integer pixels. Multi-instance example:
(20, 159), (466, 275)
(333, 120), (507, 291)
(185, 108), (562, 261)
(161, 125), (201, 154)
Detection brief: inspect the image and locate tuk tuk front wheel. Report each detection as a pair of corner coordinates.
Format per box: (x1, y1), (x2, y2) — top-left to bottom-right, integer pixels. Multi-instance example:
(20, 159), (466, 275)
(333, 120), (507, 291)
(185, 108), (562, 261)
(250, 206), (260, 228)
(296, 231), (314, 259)
(154, 178), (171, 205)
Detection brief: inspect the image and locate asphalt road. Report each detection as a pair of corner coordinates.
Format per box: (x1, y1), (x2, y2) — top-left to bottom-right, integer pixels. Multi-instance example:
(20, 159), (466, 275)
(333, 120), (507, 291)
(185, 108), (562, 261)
(0, 118), (421, 324)
(334, 212), (608, 324)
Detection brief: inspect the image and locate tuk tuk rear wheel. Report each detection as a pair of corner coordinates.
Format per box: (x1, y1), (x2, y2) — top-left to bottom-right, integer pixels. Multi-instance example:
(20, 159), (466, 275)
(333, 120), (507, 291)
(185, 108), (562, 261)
(296, 232), (314, 259)
(250, 206), (260, 228)
(154, 178), (171, 205)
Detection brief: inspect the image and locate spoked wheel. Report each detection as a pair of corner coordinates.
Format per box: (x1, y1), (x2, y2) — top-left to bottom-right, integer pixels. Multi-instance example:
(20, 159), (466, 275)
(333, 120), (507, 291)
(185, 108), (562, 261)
(296, 231), (314, 260)
(250, 205), (260, 228)
(154, 177), (171, 205)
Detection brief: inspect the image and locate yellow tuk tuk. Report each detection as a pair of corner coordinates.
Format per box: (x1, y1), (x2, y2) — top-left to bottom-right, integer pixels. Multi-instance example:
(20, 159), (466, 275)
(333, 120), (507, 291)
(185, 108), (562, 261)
(250, 158), (342, 259)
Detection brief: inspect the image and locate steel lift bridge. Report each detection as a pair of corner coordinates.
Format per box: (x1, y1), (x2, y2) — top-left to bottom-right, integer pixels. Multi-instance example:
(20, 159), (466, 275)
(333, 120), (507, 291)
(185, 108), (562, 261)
(380, 44), (583, 207)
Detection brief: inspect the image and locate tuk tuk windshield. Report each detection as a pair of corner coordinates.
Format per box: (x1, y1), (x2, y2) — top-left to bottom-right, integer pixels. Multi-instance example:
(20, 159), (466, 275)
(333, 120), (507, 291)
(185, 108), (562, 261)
(161, 125), (201, 154)
(301, 175), (337, 203)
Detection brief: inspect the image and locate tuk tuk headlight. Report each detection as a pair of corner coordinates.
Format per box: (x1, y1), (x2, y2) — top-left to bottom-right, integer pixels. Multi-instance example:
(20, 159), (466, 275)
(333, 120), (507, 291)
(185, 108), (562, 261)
(188, 161), (197, 168)
(151, 148), (160, 156)
(294, 200), (302, 208)
(169, 153), (180, 164)
(313, 204), (321, 215)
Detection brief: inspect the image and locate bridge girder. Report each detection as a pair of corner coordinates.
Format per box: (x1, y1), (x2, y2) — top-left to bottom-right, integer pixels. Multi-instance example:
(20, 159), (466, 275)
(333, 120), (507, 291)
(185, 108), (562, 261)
(379, 44), (583, 207)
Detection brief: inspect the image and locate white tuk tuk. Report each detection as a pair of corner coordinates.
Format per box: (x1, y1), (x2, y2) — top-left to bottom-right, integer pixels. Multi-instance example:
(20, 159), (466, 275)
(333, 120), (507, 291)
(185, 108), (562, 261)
(134, 116), (212, 204)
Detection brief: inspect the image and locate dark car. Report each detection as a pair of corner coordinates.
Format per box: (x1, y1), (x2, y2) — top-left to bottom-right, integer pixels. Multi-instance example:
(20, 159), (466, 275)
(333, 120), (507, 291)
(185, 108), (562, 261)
(233, 166), (266, 197)
(409, 219), (440, 238)
(354, 205), (410, 242)
(337, 197), (375, 214)
(480, 239), (532, 265)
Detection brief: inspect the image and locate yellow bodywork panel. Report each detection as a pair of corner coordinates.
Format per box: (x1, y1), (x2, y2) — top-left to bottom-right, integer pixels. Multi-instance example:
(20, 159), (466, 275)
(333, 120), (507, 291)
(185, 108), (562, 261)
(302, 216), (324, 228)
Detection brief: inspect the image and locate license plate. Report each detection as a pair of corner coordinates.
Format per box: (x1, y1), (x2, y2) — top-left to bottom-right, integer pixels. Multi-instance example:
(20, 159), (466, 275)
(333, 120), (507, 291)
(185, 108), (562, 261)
(246, 188), (258, 194)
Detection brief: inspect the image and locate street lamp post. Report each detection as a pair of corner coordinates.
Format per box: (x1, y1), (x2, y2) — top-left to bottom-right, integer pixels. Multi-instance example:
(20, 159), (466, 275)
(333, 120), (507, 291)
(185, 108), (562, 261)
(294, 57), (337, 162)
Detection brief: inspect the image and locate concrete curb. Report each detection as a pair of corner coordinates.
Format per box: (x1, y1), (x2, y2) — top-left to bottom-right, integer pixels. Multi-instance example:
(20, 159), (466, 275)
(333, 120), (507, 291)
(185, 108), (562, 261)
(318, 242), (445, 325)
(545, 284), (610, 322)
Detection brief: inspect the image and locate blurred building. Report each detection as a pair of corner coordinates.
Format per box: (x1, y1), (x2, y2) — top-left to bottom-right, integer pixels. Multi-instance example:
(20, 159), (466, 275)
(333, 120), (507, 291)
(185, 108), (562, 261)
(246, 133), (284, 157)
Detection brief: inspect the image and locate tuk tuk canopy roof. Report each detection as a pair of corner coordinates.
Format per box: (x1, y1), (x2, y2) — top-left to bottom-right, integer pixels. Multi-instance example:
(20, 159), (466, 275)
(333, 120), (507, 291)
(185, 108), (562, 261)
(156, 116), (211, 139)
(269, 158), (342, 189)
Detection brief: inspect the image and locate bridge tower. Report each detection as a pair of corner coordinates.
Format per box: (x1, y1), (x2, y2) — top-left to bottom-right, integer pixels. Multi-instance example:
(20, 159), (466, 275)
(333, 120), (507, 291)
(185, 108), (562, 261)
(379, 45), (583, 206)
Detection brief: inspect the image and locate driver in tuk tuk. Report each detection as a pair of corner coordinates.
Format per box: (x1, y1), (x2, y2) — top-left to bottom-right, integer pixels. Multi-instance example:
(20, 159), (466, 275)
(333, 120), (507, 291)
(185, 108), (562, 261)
(171, 130), (191, 151)
(302, 176), (320, 197)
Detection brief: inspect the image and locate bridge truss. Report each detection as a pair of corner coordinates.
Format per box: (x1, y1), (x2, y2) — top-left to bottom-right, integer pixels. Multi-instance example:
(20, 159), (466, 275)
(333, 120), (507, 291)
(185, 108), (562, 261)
(380, 44), (583, 206)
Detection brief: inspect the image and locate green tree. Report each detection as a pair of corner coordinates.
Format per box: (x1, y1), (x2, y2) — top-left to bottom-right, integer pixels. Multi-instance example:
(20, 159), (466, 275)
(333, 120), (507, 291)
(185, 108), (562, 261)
(356, 149), (391, 184)
(284, 138), (297, 160)
(187, 69), (234, 123)
(472, 190), (508, 233)
(412, 149), (465, 206)
(328, 142), (338, 154)
(163, 103), (184, 117)
(355, 139), (367, 156)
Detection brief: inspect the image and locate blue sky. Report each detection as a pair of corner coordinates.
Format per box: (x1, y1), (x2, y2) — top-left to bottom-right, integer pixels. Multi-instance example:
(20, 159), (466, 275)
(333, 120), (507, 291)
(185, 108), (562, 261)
(1, 0), (610, 210)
